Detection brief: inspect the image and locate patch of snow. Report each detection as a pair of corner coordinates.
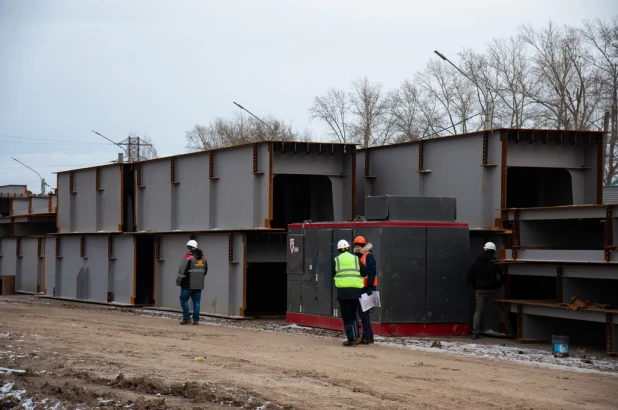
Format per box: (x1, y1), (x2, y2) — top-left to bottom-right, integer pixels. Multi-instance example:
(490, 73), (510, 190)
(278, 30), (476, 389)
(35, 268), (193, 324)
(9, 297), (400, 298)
(0, 367), (26, 374)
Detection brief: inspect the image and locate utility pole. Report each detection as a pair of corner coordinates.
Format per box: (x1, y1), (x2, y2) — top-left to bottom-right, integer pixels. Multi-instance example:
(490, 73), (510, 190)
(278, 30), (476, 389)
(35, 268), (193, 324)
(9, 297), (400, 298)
(434, 50), (493, 131)
(11, 157), (50, 195)
(92, 130), (152, 162)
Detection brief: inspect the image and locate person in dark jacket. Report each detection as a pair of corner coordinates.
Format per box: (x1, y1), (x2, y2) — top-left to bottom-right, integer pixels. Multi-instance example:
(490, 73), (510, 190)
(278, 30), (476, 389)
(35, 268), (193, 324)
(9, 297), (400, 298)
(176, 239), (208, 325)
(353, 236), (377, 345)
(333, 239), (368, 347)
(467, 242), (513, 339)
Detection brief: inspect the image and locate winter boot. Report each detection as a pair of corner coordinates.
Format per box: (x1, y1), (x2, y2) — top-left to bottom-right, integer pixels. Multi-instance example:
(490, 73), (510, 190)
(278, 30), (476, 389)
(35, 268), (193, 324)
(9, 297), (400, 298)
(358, 337), (374, 345)
(193, 318), (199, 325)
(179, 318), (192, 325)
(343, 324), (357, 347)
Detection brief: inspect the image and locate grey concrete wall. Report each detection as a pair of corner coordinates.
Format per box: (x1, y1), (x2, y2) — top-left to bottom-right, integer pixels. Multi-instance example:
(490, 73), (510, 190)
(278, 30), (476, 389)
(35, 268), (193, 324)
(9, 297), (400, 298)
(15, 238), (41, 293)
(0, 186), (27, 196)
(424, 135), (489, 228)
(0, 238), (17, 276)
(110, 235), (135, 304)
(359, 133), (498, 228)
(55, 235), (83, 298)
(31, 197), (50, 214)
(57, 166), (122, 233)
(57, 173), (71, 233)
(45, 237), (56, 295)
(155, 232), (245, 317)
(99, 166), (123, 232)
(72, 169), (97, 232)
(12, 198), (29, 216)
(82, 235), (111, 301)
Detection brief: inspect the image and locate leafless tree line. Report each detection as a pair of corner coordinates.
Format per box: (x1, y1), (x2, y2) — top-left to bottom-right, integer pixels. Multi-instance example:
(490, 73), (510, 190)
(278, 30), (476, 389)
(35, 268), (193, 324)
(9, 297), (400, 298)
(309, 18), (618, 182)
(185, 113), (311, 152)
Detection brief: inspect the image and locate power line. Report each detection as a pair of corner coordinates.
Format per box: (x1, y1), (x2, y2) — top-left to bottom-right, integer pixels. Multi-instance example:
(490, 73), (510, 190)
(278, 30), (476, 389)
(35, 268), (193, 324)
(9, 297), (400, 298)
(0, 133), (110, 145)
(0, 140), (109, 146)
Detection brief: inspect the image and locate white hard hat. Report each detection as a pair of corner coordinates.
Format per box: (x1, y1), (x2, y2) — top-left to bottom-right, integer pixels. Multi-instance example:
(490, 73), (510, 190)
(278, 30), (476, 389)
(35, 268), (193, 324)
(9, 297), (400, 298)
(187, 240), (198, 248)
(484, 242), (496, 251)
(337, 239), (350, 250)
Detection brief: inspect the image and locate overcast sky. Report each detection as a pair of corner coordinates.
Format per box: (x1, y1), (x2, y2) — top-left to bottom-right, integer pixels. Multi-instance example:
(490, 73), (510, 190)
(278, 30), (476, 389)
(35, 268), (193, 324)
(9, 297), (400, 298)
(1, 0), (616, 192)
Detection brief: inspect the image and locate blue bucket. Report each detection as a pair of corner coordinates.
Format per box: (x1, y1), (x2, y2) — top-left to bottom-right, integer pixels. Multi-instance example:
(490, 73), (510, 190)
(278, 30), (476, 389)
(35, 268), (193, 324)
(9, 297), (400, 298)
(552, 335), (569, 358)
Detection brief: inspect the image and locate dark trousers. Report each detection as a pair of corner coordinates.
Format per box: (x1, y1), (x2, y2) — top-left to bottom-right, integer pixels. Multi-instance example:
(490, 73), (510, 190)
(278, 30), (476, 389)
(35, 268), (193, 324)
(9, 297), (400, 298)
(358, 306), (374, 341)
(338, 299), (360, 341)
(473, 289), (511, 335)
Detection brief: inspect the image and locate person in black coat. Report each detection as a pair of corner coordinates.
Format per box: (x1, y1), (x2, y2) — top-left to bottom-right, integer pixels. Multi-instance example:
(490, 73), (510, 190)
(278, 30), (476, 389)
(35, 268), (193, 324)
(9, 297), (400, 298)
(467, 242), (513, 339)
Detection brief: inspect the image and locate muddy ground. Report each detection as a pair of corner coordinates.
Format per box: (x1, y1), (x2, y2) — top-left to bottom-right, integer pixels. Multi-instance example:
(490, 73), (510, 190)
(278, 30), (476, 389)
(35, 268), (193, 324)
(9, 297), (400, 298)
(1, 295), (617, 410)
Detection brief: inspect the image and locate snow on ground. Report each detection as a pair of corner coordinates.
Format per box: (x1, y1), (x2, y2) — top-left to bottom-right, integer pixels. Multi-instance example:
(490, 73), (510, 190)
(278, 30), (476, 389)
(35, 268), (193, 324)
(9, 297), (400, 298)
(1, 381), (61, 410)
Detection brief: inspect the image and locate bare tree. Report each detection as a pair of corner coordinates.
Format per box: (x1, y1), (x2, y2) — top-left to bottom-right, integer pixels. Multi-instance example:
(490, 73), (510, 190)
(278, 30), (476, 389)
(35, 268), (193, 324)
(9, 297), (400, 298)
(185, 113), (310, 152)
(309, 88), (353, 144)
(391, 80), (423, 142)
(582, 17), (618, 184)
(349, 76), (396, 147)
(416, 59), (481, 135)
(519, 22), (602, 130)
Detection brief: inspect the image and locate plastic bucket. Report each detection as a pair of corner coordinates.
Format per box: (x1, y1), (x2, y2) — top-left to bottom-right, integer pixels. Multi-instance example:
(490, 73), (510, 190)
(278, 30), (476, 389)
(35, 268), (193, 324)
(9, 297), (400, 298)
(552, 335), (569, 358)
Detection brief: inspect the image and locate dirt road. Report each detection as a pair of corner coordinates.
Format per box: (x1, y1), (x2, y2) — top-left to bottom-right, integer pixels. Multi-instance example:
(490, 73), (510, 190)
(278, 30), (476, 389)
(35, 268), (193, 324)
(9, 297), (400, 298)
(1, 296), (617, 409)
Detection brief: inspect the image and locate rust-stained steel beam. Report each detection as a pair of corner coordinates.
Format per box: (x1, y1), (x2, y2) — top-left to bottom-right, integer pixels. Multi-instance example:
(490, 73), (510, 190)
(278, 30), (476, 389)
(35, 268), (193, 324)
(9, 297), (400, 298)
(16, 237), (20, 257)
(556, 266), (563, 302)
(48, 194), (52, 213)
(96, 167), (101, 190)
(512, 210), (520, 260)
(418, 140), (425, 171)
(517, 304), (523, 340)
(136, 163), (142, 187)
(607, 313), (613, 353)
(253, 144), (258, 173)
(605, 206), (613, 262)
(597, 135), (604, 204)
(80, 235), (85, 258)
(482, 133), (488, 165)
(209, 151), (214, 179)
(28, 197), (32, 215)
(37, 238), (42, 258)
(56, 237), (60, 259)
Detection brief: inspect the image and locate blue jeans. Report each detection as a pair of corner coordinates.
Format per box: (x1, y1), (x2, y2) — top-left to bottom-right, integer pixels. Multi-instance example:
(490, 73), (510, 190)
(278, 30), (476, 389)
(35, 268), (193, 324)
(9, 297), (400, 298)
(179, 289), (202, 320)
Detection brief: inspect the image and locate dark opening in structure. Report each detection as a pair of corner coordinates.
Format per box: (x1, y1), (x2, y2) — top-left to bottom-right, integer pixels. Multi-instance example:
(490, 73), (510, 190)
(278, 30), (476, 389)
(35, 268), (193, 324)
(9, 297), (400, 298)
(123, 164), (135, 232)
(507, 167), (573, 208)
(520, 219), (604, 250)
(244, 262), (287, 316)
(508, 275), (557, 300)
(271, 175), (333, 229)
(134, 235), (154, 305)
(0, 199), (9, 217)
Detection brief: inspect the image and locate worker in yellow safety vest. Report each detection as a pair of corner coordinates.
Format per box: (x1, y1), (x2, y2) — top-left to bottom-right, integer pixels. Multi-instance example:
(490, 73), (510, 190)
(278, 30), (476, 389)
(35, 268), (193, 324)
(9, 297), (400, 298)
(333, 239), (368, 347)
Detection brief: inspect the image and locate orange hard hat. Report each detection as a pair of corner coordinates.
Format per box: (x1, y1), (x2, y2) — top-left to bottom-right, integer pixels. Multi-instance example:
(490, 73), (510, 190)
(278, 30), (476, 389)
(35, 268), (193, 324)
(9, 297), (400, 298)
(353, 236), (367, 246)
